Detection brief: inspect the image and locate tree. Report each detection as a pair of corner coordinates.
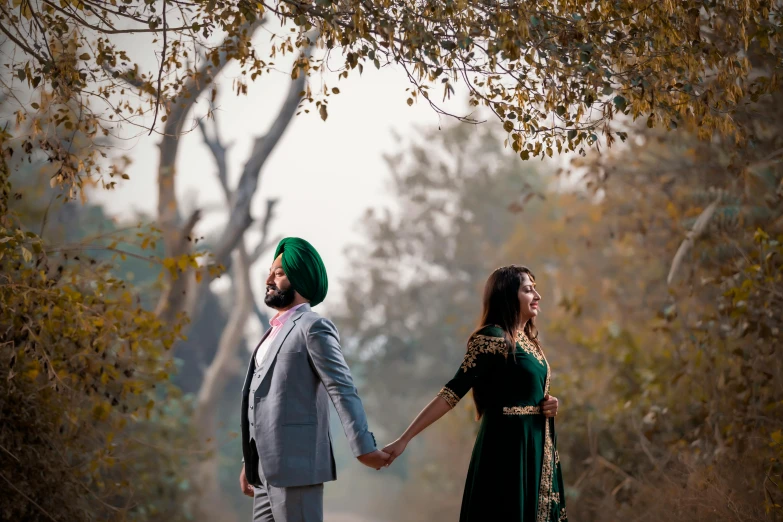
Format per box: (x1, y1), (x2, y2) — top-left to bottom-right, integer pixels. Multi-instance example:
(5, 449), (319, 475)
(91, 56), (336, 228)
(548, 91), (783, 519)
(3, 0), (783, 187)
(0, 134), (194, 521)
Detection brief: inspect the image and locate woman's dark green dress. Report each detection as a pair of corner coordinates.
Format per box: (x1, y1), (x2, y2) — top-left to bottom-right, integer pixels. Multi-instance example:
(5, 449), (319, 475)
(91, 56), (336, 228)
(437, 325), (568, 522)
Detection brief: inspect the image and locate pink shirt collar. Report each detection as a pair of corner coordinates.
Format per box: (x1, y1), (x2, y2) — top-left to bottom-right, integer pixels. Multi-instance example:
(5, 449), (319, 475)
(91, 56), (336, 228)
(270, 303), (307, 328)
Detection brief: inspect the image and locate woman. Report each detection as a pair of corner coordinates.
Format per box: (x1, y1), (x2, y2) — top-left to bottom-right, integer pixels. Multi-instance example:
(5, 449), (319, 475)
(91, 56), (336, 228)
(382, 265), (567, 521)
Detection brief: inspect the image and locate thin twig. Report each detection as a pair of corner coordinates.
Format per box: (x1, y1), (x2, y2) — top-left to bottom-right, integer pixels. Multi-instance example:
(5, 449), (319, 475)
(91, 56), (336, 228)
(149, 0), (168, 135)
(0, 471), (59, 522)
(0, 443), (20, 463)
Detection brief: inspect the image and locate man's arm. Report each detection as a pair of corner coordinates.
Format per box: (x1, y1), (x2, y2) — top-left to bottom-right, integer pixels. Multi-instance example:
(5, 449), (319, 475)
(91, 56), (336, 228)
(304, 316), (379, 457)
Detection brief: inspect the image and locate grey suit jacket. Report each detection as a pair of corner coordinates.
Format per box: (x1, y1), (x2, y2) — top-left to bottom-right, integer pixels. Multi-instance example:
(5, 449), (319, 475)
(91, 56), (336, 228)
(241, 304), (377, 488)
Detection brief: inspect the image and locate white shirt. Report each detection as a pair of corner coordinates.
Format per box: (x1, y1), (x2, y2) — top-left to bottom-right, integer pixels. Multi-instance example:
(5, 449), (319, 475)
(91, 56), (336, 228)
(255, 303), (307, 367)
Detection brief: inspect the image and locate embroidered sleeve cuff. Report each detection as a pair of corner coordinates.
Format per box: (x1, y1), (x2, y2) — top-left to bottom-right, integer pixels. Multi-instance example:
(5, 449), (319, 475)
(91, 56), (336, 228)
(437, 386), (460, 408)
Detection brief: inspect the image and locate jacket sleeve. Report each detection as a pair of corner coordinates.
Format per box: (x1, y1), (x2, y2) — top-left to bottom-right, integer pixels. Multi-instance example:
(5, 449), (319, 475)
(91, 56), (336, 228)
(437, 330), (507, 408)
(305, 317), (377, 457)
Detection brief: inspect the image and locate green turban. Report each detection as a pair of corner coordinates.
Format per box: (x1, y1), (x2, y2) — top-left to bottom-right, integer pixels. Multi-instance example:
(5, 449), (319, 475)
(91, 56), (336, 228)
(274, 237), (329, 307)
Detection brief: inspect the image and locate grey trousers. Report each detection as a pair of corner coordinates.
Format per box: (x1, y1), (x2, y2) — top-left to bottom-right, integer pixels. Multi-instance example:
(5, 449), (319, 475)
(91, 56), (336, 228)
(252, 461), (323, 522)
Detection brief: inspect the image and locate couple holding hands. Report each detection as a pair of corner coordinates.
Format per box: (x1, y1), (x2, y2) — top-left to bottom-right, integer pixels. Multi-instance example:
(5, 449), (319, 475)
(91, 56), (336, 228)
(240, 238), (567, 522)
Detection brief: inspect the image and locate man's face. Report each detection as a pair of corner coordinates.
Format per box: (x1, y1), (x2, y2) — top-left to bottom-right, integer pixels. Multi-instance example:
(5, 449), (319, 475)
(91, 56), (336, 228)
(264, 254), (296, 309)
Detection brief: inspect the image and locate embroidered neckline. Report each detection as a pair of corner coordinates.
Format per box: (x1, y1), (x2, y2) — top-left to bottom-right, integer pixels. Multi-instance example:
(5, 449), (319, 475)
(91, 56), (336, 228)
(516, 330), (546, 365)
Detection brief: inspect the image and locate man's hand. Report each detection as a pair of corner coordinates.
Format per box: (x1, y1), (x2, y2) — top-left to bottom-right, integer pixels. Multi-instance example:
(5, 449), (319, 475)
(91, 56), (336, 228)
(381, 437), (408, 467)
(541, 394), (559, 418)
(239, 465), (254, 497)
(357, 449), (391, 470)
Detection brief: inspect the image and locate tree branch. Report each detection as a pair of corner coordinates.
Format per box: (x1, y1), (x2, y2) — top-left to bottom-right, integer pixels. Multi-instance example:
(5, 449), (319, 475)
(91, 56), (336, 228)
(197, 112), (230, 194)
(212, 31), (317, 267)
(667, 190), (723, 286)
(155, 20), (263, 323)
(250, 199), (280, 264)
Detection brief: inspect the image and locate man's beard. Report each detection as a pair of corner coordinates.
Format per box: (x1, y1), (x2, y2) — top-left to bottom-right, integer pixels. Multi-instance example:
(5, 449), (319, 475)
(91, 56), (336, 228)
(264, 284), (296, 309)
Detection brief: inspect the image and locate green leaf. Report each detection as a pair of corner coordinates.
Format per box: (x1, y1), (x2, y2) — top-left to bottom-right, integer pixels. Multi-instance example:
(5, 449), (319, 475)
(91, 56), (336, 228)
(613, 95), (627, 111)
(440, 40), (456, 51)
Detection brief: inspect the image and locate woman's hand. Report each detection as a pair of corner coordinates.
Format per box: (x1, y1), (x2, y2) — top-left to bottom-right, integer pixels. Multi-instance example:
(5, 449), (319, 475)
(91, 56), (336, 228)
(541, 394), (559, 418)
(382, 437), (409, 467)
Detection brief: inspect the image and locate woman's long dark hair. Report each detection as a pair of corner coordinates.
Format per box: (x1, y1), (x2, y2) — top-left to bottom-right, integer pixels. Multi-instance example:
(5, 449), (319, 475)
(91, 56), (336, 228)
(470, 265), (540, 419)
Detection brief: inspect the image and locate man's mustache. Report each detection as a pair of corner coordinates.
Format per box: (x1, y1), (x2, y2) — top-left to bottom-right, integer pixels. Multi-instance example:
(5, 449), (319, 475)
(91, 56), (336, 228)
(266, 285), (281, 293)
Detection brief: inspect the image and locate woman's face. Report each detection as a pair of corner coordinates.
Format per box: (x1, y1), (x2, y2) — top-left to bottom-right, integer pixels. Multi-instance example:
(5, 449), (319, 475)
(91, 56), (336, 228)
(518, 272), (541, 323)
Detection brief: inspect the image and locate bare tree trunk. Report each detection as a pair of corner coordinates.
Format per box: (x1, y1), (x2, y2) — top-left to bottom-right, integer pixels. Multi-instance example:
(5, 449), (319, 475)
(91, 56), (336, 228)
(193, 246), (252, 522)
(154, 21), (263, 324)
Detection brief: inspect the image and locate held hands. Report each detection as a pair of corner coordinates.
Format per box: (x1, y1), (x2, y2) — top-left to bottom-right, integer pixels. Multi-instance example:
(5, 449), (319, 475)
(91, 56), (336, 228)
(381, 437), (409, 467)
(541, 394), (559, 418)
(357, 449), (391, 470)
(239, 465), (254, 497)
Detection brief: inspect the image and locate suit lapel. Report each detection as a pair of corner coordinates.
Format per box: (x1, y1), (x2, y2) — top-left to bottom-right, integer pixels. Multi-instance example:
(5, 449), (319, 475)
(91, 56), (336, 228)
(257, 304), (310, 384)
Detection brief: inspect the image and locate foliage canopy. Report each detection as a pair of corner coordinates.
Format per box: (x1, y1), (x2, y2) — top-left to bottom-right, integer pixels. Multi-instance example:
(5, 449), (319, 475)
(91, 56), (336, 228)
(2, 0), (782, 189)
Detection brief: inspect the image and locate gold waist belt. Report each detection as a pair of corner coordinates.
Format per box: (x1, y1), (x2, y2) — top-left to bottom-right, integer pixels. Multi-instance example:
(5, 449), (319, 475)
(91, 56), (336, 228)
(502, 406), (542, 415)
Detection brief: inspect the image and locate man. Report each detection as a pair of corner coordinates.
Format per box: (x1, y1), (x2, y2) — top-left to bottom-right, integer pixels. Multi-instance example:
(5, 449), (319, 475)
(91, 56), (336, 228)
(240, 237), (389, 522)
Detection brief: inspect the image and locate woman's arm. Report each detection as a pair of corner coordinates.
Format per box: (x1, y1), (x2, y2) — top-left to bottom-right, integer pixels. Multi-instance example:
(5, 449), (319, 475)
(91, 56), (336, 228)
(382, 395), (452, 466)
(382, 330), (506, 467)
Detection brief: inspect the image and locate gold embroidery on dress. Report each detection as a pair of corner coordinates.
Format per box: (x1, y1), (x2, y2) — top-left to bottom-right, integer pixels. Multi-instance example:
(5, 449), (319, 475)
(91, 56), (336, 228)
(551, 492), (560, 505)
(460, 334), (507, 372)
(536, 352), (554, 522)
(536, 418), (555, 522)
(502, 405), (542, 415)
(437, 386), (460, 408)
(559, 507), (568, 521)
(517, 331), (545, 365)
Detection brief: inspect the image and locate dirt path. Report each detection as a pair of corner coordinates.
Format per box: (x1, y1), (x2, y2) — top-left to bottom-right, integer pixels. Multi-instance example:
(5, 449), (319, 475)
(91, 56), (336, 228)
(325, 511), (383, 522)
